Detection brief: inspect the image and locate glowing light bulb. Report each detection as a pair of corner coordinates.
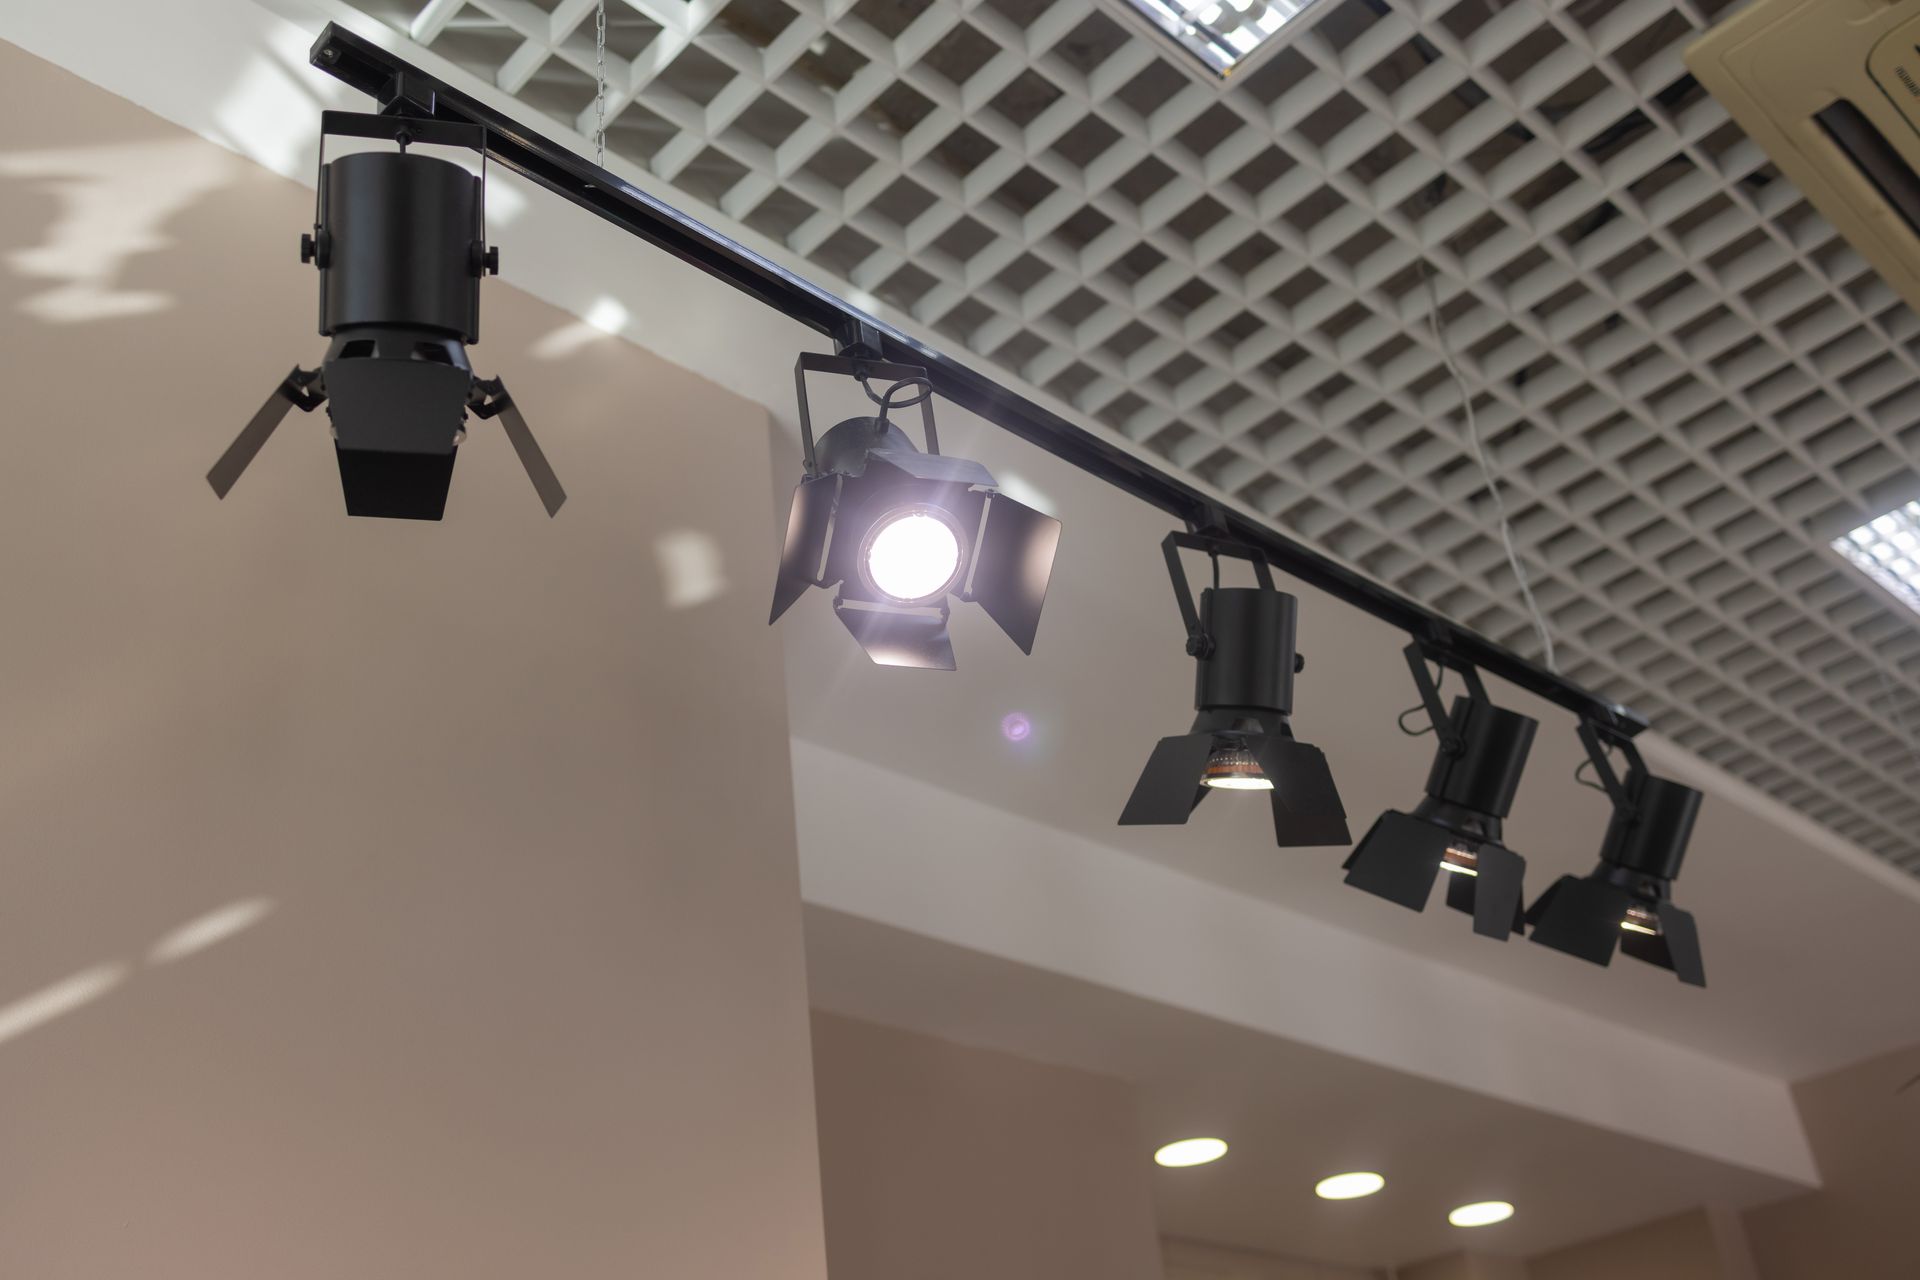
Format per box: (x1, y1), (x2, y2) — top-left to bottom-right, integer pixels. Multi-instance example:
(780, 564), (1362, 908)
(863, 509), (962, 603)
(1315, 1172), (1385, 1200)
(1621, 903), (1662, 936)
(1155, 1137), (1228, 1167)
(1449, 1201), (1515, 1228)
(1439, 845), (1480, 877)
(1200, 744), (1273, 791)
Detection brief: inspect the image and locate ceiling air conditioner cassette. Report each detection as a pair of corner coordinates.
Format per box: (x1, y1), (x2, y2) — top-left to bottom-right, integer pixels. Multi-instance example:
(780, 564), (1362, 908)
(1689, 0), (1920, 313)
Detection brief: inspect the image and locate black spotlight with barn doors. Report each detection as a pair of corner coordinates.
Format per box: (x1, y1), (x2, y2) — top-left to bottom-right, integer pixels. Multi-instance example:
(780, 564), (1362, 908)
(1524, 726), (1707, 987)
(207, 112), (565, 521)
(216, 22), (1715, 990)
(1119, 531), (1348, 849)
(1342, 642), (1538, 942)
(768, 353), (1061, 671)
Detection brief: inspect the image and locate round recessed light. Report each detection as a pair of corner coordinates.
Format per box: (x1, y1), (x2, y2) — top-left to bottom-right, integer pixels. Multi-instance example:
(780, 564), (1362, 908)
(1449, 1201), (1515, 1228)
(1315, 1172), (1385, 1200)
(1154, 1138), (1229, 1168)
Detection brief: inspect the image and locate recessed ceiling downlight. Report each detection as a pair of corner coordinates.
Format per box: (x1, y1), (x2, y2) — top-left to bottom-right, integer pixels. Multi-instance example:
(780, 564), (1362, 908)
(1314, 1172), (1385, 1200)
(1449, 1201), (1515, 1228)
(1154, 1138), (1228, 1168)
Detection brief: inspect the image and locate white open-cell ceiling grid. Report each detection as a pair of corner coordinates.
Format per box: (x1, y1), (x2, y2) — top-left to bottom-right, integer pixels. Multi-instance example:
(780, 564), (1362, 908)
(351, 0), (1920, 874)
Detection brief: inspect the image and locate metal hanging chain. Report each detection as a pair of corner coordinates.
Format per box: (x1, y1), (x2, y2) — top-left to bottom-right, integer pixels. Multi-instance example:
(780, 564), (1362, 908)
(594, 0), (608, 168)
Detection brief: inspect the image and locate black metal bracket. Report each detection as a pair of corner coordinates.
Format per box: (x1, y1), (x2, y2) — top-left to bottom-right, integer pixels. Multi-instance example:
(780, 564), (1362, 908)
(1577, 719), (1645, 812)
(1162, 530), (1277, 660)
(303, 21), (1648, 738)
(309, 109), (496, 276)
(793, 352), (939, 476)
(1400, 636), (1494, 756)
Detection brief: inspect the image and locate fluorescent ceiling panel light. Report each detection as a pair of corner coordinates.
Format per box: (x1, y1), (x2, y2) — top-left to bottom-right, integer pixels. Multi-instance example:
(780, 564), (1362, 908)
(1118, 0), (1323, 78)
(1833, 500), (1920, 619)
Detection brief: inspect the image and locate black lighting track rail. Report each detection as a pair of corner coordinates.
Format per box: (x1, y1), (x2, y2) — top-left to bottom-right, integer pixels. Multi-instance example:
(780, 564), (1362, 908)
(307, 22), (1647, 736)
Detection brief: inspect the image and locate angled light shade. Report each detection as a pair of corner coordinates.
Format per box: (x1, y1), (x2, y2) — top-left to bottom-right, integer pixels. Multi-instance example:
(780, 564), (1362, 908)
(1526, 726), (1706, 986)
(1120, 531), (1347, 847)
(770, 352), (1061, 670)
(1344, 645), (1537, 940)
(208, 115), (564, 521)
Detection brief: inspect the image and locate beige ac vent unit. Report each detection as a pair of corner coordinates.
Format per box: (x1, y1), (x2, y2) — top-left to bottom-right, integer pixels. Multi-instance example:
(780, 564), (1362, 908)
(1690, 0), (1920, 314)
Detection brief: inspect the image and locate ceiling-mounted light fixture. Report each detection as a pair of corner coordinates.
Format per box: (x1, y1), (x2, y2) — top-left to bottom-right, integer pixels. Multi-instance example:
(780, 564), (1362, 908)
(1120, 530), (1347, 846)
(1342, 641), (1538, 940)
(208, 112), (564, 520)
(1525, 725), (1706, 986)
(769, 351), (1061, 670)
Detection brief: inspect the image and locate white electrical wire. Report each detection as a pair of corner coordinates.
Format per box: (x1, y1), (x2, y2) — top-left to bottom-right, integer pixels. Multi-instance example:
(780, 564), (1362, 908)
(1423, 261), (1559, 673)
(594, 0), (608, 168)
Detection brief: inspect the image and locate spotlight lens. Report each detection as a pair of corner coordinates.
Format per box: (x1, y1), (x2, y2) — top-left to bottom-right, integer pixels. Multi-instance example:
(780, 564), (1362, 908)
(1315, 1172), (1385, 1200)
(1154, 1138), (1229, 1167)
(863, 510), (963, 603)
(1200, 744), (1273, 791)
(1449, 1201), (1514, 1228)
(1621, 903), (1662, 936)
(1439, 845), (1480, 877)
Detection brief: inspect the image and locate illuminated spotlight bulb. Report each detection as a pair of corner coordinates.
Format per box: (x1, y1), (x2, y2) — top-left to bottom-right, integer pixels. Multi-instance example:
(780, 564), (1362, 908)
(861, 508), (963, 604)
(1200, 743), (1273, 791)
(1621, 902), (1663, 936)
(1119, 534), (1347, 848)
(770, 358), (1061, 672)
(1315, 1172), (1385, 1200)
(1344, 663), (1536, 941)
(1449, 1201), (1515, 1228)
(1154, 1138), (1228, 1168)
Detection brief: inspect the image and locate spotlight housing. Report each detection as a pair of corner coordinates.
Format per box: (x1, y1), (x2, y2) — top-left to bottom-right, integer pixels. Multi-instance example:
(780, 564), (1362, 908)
(1525, 724), (1707, 986)
(208, 112), (564, 520)
(769, 351), (1061, 669)
(1119, 530), (1347, 847)
(1343, 642), (1538, 940)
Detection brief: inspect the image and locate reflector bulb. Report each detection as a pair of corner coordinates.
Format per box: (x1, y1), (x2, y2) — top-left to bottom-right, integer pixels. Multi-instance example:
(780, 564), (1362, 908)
(864, 511), (962, 603)
(1621, 903), (1662, 936)
(1200, 744), (1273, 791)
(1439, 845), (1480, 877)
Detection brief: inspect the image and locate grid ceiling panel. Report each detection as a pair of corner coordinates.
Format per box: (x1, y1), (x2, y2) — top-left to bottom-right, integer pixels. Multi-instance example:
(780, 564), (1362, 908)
(355, 0), (1920, 873)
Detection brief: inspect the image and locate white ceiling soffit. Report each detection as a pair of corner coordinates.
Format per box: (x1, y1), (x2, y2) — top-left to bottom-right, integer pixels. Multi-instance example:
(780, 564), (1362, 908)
(334, 0), (1920, 875)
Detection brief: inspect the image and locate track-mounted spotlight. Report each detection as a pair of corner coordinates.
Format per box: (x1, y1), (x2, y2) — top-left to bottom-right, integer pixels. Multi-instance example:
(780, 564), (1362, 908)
(208, 112), (564, 520)
(769, 351), (1061, 669)
(1343, 643), (1537, 940)
(1525, 725), (1706, 986)
(1119, 531), (1347, 846)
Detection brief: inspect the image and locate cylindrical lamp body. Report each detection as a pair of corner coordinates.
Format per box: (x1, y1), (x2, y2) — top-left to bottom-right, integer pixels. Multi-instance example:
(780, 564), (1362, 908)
(1425, 697), (1537, 818)
(1602, 774), (1702, 882)
(1195, 587), (1298, 715)
(319, 151), (482, 341)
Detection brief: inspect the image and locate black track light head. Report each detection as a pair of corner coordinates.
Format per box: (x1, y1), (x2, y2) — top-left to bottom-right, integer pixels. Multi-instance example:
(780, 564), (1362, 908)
(1525, 724), (1706, 986)
(1344, 643), (1537, 940)
(769, 351), (1061, 669)
(1119, 530), (1347, 847)
(208, 113), (564, 520)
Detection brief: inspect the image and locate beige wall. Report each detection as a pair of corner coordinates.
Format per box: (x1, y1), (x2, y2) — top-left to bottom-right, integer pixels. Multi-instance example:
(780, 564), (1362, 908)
(1743, 1042), (1920, 1280)
(1400, 1252), (1529, 1280)
(810, 1011), (1165, 1280)
(1528, 1209), (1730, 1280)
(0, 42), (827, 1279)
(1163, 1236), (1383, 1279)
